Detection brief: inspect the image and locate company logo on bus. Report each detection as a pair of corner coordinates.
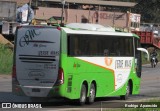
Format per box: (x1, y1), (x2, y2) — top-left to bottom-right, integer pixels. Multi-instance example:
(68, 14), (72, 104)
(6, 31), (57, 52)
(28, 71), (45, 78)
(19, 29), (41, 47)
(105, 57), (113, 66)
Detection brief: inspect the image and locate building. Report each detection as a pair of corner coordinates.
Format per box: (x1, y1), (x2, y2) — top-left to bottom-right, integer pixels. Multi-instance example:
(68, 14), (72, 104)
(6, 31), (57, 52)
(1, 0), (30, 7)
(1, 0), (140, 31)
(31, 0), (140, 31)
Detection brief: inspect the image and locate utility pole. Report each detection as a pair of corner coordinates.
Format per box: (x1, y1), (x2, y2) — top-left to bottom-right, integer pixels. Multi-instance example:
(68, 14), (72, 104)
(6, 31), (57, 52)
(61, 0), (65, 26)
(27, 0), (32, 23)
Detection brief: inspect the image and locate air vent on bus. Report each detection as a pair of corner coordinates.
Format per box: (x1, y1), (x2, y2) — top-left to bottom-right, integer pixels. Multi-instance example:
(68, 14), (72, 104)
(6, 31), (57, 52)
(19, 55), (56, 63)
(66, 23), (115, 32)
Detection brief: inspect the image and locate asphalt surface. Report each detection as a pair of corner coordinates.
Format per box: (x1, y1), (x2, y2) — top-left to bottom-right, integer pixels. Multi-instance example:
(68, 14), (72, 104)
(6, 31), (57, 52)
(0, 63), (160, 110)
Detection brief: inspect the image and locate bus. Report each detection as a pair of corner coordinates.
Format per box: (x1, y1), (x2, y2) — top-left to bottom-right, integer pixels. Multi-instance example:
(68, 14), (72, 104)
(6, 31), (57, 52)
(12, 23), (149, 104)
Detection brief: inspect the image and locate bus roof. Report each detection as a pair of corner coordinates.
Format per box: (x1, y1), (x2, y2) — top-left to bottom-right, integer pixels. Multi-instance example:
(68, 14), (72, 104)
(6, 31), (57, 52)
(66, 23), (115, 32)
(63, 23), (137, 38)
(62, 27), (136, 37)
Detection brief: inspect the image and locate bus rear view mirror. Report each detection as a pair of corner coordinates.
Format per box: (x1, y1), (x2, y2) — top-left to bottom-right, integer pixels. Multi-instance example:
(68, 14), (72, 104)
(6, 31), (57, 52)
(137, 48), (149, 61)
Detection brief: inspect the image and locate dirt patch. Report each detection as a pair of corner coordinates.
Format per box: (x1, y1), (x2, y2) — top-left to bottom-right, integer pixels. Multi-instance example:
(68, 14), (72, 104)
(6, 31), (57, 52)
(0, 74), (11, 79)
(0, 34), (14, 49)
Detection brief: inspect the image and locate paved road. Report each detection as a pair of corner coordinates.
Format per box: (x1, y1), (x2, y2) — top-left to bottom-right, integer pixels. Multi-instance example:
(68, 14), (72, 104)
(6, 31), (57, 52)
(140, 63), (160, 98)
(0, 63), (160, 110)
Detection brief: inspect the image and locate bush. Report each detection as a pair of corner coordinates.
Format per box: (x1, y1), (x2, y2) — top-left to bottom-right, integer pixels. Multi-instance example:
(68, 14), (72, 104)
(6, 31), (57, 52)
(0, 44), (13, 74)
(142, 48), (160, 64)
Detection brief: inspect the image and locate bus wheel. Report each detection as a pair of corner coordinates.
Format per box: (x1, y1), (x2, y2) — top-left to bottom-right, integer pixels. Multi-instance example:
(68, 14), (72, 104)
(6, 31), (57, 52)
(87, 83), (96, 104)
(79, 84), (87, 105)
(120, 82), (130, 100)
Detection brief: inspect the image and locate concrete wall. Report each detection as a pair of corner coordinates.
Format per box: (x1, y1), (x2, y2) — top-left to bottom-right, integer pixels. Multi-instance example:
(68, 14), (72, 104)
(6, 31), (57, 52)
(35, 7), (128, 28)
(0, 1), (17, 21)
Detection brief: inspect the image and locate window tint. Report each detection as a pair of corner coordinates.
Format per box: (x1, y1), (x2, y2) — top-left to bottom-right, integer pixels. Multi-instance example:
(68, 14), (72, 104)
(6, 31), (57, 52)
(68, 34), (134, 57)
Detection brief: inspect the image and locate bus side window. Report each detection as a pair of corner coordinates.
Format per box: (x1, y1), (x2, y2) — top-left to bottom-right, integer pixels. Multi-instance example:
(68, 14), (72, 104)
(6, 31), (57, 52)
(74, 49), (81, 55)
(111, 39), (120, 56)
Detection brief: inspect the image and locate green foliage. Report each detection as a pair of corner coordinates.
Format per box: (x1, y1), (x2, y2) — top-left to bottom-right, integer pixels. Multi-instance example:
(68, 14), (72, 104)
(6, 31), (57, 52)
(133, 0), (160, 23)
(142, 49), (160, 64)
(0, 44), (13, 74)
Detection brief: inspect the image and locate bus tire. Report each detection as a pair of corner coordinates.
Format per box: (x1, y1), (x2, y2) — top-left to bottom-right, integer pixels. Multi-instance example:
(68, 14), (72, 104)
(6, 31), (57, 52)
(87, 83), (96, 104)
(120, 82), (130, 100)
(79, 84), (87, 105)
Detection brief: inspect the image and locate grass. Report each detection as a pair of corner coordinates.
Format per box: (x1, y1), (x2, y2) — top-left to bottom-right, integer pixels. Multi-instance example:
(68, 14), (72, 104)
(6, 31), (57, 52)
(0, 43), (13, 74)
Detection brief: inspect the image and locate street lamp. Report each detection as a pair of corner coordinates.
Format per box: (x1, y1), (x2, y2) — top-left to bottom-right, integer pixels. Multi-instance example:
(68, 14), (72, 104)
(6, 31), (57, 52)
(61, 0), (65, 25)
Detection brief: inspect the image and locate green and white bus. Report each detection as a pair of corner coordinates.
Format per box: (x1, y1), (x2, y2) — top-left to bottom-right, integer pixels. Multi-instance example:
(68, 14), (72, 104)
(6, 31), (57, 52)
(12, 23), (149, 104)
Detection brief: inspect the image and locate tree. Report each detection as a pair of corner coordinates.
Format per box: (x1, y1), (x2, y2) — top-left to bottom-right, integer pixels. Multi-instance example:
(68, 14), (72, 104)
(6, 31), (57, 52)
(133, 0), (160, 23)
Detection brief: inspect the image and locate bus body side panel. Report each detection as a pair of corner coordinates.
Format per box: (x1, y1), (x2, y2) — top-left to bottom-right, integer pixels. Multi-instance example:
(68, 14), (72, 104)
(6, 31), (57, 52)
(55, 32), (142, 100)
(107, 58), (141, 96)
(50, 34), (141, 99)
(50, 29), (115, 99)
(63, 56), (115, 99)
(58, 57), (136, 99)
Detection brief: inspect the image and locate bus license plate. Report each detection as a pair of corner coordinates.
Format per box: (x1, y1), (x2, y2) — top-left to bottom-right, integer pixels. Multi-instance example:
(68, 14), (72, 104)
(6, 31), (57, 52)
(32, 88), (40, 92)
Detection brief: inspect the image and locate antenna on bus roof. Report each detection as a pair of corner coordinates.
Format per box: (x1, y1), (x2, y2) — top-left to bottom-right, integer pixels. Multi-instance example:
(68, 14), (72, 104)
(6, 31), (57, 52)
(66, 23), (115, 32)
